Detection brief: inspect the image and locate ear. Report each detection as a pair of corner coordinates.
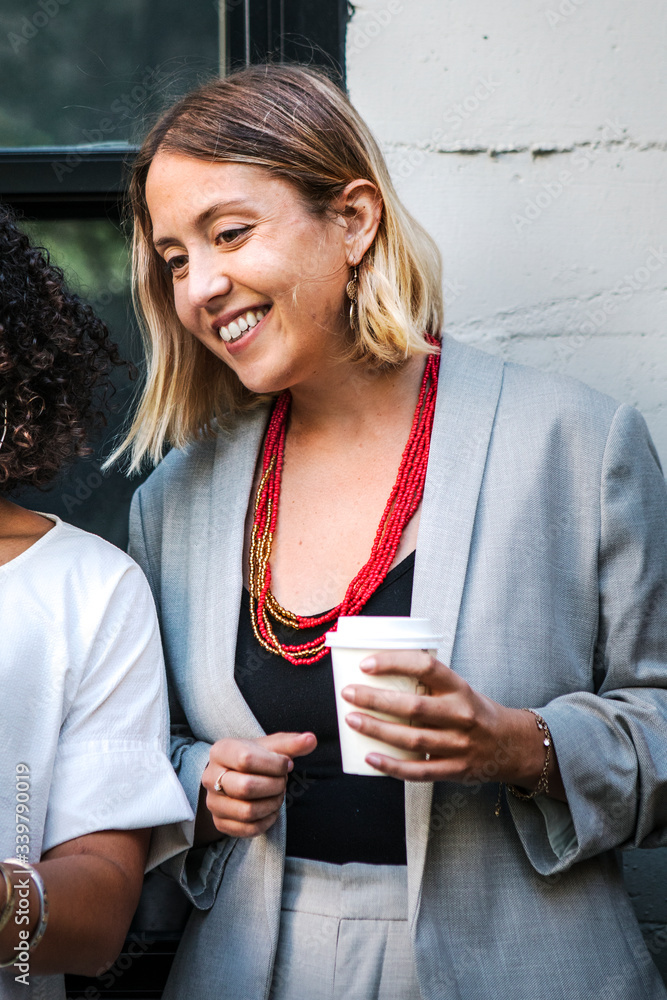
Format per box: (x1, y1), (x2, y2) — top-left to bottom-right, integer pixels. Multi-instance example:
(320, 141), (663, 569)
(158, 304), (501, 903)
(333, 180), (383, 265)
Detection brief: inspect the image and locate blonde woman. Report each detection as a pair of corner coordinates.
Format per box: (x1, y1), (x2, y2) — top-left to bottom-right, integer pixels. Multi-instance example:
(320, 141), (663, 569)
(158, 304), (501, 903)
(118, 66), (667, 1000)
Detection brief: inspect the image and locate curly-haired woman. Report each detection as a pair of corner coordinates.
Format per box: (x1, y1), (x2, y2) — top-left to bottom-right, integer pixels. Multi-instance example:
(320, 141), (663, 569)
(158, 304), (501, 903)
(0, 204), (192, 1000)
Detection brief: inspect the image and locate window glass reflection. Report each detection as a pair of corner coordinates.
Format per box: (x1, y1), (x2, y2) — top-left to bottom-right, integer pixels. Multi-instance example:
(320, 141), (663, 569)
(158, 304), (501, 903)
(0, 0), (220, 148)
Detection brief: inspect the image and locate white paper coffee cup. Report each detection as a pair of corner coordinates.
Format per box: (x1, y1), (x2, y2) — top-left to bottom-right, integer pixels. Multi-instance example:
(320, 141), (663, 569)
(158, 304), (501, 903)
(325, 616), (443, 776)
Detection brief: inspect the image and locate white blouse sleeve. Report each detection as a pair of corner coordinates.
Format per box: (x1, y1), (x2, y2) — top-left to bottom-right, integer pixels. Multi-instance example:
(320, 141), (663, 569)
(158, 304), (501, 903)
(42, 562), (193, 863)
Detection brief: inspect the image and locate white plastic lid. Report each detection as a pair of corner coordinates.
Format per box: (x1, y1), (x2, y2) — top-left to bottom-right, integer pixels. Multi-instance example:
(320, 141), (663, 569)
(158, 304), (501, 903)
(325, 616), (442, 650)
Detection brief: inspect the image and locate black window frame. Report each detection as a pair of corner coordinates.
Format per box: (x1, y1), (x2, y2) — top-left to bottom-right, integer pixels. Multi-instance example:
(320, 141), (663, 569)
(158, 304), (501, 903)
(0, 1), (349, 222)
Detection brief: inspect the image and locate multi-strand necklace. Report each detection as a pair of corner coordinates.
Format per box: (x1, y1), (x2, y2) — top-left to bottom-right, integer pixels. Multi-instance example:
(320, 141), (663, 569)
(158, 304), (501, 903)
(248, 337), (441, 665)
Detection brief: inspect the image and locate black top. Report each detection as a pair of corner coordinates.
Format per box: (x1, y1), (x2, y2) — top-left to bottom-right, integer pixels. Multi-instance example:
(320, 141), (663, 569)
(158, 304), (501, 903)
(234, 551), (415, 865)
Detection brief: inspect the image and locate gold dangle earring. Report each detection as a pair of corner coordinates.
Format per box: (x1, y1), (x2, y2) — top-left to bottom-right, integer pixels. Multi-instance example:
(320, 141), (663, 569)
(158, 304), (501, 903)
(346, 264), (359, 332)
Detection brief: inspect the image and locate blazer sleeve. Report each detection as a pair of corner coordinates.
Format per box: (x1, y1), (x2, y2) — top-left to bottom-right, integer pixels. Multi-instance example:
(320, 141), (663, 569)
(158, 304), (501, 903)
(508, 403), (667, 874)
(128, 488), (236, 907)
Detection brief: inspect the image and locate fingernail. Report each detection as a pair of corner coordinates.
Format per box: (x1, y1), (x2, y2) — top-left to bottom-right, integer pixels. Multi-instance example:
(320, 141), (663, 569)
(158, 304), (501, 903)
(360, 657), (376, 671)
(366, 754), (381, 767)
(287, 760), (294, 772)
(346, 713), (362, 730)
(341, 685), (355, 700)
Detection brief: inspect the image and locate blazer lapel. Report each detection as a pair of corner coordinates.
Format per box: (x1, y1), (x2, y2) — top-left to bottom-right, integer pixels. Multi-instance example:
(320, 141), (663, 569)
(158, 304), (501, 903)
(196, 338), (503, 914)
(204, 407), (271, 741)
(406, 336), (505, 930)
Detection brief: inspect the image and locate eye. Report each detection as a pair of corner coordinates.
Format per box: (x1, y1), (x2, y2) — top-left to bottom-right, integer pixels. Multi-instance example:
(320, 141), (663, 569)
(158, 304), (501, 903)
(215, 226), (251, 245)
(163, 254), (188, 276)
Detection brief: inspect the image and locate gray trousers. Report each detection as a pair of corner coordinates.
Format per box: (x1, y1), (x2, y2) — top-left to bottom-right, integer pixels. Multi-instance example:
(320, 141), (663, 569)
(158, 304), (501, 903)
(269, 856), (423, 1000)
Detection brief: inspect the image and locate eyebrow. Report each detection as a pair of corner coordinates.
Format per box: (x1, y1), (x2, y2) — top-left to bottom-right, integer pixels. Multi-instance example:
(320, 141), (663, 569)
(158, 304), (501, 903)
(152, 199), (254, 250)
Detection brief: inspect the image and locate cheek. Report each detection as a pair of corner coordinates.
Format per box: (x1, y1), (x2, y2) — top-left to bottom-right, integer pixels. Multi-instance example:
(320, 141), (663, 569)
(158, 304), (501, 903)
(172, 282), (195, 328)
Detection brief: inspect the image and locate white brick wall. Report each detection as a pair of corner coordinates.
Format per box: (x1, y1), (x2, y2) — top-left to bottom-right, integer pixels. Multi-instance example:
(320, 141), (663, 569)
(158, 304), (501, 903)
(346, 0), (667, 464)
(347, 1), (667, 976)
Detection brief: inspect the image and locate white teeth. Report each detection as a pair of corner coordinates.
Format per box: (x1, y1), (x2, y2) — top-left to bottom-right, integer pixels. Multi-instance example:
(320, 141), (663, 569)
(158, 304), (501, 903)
(218, 306), (269, 342)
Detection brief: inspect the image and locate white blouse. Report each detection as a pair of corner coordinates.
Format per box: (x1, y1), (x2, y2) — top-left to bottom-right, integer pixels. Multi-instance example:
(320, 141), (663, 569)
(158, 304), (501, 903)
(0, 515), (192, 999)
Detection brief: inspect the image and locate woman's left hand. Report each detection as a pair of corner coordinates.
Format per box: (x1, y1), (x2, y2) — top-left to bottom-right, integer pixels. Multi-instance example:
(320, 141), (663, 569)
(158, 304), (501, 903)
(342, 651), (563, 796)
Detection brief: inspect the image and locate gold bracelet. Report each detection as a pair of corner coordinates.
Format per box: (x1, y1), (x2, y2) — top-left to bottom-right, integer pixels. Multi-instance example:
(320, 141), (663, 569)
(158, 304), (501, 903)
(495, 709), (552, 816)
(0, 863), (15, 935)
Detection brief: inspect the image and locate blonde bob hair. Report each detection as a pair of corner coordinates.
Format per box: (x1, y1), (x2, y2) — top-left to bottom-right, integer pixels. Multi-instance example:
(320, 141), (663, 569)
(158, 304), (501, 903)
(112, 63), (443, 471)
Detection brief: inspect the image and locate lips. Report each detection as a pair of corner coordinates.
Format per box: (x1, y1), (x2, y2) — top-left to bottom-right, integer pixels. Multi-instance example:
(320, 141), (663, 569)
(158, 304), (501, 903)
(215, 306), (270, 343)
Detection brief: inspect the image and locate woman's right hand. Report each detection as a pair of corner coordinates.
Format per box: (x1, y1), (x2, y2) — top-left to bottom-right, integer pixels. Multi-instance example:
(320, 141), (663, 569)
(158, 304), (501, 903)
(197, 732), (317, 840)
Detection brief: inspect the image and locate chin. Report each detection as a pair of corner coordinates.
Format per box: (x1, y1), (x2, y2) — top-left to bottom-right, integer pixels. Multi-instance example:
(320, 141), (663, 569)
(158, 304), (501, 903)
(230, 353), (302, 396)
(234, 368), (293, 397)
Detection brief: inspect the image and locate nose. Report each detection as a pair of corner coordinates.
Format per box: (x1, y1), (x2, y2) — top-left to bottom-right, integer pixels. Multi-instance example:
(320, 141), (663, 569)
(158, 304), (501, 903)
(186, 249), (232, 310)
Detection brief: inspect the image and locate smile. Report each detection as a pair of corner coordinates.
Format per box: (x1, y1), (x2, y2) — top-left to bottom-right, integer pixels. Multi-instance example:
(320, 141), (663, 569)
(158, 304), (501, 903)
(216, 306), (270, 343)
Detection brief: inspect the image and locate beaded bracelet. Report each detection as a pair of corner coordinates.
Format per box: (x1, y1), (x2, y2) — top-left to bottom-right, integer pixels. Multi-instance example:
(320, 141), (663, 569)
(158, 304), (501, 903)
(494, 709), (552, 816)
(0, 864), (15, 935)
(0, 859), (49, 967)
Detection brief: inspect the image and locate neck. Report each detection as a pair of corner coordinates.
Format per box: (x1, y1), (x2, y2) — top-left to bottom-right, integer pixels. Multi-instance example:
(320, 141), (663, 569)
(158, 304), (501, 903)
(0, 499), (54, 549)
(0, 496), (17, 522)
(288, 353), (427, 441)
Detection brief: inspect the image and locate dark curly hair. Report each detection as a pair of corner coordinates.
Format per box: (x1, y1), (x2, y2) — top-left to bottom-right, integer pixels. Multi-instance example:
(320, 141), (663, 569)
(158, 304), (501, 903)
(0, 204), (127, 493)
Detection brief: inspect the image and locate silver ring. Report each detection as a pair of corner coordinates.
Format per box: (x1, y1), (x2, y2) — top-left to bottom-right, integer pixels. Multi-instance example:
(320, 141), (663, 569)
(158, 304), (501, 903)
(214, 768), (229, 794)
(424, 753), (431, 761)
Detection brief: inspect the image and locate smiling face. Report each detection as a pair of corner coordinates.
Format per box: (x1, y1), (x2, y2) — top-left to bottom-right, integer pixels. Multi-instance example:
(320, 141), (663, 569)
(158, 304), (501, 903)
(145, 153), (357, 396)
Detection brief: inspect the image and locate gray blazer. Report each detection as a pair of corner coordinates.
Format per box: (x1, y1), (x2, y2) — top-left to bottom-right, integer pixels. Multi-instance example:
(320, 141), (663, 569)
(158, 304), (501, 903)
(129, 336), (667, 1000)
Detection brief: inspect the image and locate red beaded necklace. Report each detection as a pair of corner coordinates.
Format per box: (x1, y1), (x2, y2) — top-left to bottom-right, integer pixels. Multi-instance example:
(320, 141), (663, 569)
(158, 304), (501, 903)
(248, 336), (441, 664)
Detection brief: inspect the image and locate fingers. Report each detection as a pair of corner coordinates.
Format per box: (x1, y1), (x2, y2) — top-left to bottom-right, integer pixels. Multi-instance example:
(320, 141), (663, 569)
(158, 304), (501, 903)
(359, 651), (458, 691)
(207, 787), (286, 826)
(209, 808), (283, 839)
(208, 737), (295, 779)
(345, 710), (460, 757)
(216, 770), (288, 801)
(203, 758), (287, 837)
(363, 753), (453, 782)
(201, 733), (318, 841)
(342, 684), (460, 727)
(257, 731), (317, 760)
